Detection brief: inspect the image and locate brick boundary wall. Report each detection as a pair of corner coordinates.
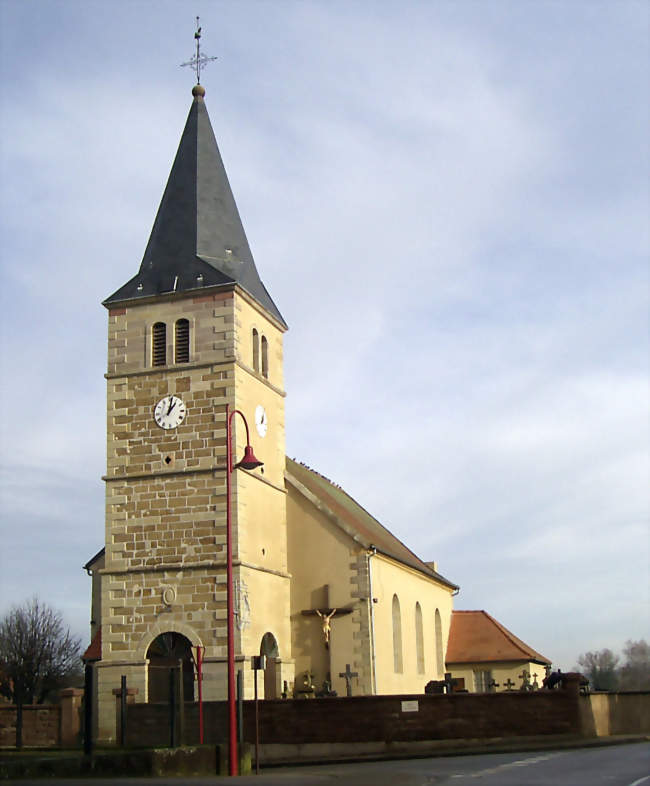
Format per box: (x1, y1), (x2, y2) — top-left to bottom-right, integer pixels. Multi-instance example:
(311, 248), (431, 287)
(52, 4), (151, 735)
(0, 705), (61, 748)
(0, 690), (83, 749)
(125, 690), (582, 748)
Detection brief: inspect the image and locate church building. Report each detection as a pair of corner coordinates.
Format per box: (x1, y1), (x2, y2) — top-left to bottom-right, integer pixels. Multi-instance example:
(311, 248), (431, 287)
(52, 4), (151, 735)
(84, 80), (548, 743)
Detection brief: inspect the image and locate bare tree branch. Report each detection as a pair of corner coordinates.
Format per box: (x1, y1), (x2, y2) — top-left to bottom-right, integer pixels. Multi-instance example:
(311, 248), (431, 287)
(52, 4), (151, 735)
(0, 597), (81, 704)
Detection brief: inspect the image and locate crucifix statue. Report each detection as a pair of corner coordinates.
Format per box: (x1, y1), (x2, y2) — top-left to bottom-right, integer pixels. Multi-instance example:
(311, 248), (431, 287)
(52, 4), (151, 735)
(315, 608), (337, 648)
(301, 585), (354, 650)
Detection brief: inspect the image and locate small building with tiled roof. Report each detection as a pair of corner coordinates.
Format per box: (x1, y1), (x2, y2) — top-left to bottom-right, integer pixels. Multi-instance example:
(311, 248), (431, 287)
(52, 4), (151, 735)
(445, 610), (551, 692)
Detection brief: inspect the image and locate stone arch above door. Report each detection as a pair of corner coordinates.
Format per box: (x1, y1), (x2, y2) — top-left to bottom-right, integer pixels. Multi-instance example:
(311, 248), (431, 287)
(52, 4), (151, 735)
(145, 631), (196, 703)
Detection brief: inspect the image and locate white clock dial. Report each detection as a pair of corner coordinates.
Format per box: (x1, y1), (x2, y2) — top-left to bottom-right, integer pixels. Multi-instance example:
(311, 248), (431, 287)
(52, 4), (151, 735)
(154, 395), (187, 430)
(255, 404), (268, 438)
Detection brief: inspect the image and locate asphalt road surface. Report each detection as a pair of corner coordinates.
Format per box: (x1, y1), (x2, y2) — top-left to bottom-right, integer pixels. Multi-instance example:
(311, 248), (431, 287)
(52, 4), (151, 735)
(8, 742), (649, 785)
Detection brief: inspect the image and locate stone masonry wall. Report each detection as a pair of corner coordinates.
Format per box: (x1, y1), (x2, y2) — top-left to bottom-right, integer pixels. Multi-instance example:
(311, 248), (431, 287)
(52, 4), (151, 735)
(98, 287), (290, 741)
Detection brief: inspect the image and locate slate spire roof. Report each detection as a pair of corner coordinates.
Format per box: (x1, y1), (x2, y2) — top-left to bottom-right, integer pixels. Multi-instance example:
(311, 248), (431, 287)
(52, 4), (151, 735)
(104, 85), (286, 327)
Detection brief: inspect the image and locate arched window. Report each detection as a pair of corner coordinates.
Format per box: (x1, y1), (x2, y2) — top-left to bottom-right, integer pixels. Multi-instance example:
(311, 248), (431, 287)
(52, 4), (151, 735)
(261, 335), (269, 378)
(260, 632), (280, 699)
(435, 609), (444, 677)
(392, 594), (403, 673)
(174, 318), (190, 363)
(415, 602), (425, 674)
(252, 329), (260, 372)
(152, 322), (166, 366)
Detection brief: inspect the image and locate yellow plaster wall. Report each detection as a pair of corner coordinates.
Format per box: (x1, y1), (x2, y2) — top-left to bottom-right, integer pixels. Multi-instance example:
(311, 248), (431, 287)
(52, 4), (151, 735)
(447, 660), (548, 692)
(286, 485), (365, 697)
(370, 554), (454, 695)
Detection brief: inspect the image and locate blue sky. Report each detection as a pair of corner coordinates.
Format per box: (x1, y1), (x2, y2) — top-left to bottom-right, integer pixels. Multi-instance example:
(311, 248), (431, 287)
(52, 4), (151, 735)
(0, 0), (647, 670)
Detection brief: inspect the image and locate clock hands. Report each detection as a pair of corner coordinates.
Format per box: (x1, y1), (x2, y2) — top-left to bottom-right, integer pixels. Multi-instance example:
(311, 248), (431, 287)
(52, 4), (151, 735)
(154, 395), (186, 429)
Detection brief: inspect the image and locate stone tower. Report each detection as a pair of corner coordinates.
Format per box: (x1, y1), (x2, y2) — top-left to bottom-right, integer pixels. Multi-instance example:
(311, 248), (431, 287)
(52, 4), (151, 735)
(97, 84), (292, 741)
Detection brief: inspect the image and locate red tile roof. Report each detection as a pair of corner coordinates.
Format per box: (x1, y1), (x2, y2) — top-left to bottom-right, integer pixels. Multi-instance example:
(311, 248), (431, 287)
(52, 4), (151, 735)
(446, 610), (550, 665)
(81, 628), (102, 662)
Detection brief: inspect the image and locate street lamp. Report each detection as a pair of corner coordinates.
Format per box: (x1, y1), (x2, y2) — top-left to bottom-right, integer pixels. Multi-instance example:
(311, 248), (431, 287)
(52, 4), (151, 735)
(225, 404), (263, 776)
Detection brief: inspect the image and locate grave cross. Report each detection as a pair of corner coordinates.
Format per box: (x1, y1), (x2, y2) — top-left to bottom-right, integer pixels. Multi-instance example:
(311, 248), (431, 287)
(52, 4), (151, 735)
(338, 664), (358, 697)
(504, 678), (516, 691)
(531, 673), (539, 690)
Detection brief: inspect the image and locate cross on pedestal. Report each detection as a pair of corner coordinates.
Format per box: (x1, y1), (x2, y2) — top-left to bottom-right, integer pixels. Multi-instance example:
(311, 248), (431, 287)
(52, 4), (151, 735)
(504, 678), (515, 691)
(338, 664), (358, 697)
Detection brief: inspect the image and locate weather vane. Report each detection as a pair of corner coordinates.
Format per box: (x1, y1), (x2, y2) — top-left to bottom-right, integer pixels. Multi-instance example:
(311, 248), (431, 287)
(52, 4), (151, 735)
(180, 17), (218, 84)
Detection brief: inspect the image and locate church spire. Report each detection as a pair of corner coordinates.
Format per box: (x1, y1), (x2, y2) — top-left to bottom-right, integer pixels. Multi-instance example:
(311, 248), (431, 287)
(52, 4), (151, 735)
(104, 84), (285, 328)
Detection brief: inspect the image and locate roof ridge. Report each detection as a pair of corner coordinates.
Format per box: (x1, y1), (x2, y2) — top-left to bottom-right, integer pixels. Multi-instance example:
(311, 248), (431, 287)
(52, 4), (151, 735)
(480, 610), (547, 661)
(286, 457), (458, 590)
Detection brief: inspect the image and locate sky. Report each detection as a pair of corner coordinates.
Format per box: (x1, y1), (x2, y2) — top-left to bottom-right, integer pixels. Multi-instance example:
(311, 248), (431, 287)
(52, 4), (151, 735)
(0, 0), (647, 672)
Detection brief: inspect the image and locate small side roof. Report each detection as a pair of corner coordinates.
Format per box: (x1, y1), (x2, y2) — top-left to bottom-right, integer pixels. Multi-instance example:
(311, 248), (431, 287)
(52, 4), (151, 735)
(286, 458), (458, 590)
(83, 547), (105, 572)
(81, 628), (102, 662)
(446, 610), (550, 666)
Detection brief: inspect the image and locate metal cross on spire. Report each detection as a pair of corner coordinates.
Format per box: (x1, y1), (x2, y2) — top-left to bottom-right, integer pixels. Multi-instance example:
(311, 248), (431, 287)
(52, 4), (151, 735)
(180, 17), (218, 84)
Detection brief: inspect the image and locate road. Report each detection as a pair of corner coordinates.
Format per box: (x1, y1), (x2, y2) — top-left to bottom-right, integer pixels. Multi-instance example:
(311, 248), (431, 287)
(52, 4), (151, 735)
(7, 742), (649, 785)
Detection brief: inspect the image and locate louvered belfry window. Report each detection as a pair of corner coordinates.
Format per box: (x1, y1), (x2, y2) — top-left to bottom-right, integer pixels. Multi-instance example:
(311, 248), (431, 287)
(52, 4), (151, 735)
(152, 322), (166, 366)
(175, 318), (190, 363)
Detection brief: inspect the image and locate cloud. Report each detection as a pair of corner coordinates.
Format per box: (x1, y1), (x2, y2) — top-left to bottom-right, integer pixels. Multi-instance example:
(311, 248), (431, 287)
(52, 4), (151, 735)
(0, 1), (647, 669)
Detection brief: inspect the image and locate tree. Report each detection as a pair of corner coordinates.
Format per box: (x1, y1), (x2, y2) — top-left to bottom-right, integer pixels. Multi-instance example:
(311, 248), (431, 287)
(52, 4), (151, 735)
(576, 648), (619, 691)
(0, 597), (81, 704)
(618, 639), (650, 691)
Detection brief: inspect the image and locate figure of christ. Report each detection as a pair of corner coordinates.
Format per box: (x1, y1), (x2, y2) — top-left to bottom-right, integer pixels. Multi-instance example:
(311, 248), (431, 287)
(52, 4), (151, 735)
(315, 608), (337, 649)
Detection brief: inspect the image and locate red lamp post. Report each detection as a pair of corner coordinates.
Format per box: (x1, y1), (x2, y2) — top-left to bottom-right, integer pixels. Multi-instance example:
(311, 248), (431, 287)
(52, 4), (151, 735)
(225, 404), (263, 776)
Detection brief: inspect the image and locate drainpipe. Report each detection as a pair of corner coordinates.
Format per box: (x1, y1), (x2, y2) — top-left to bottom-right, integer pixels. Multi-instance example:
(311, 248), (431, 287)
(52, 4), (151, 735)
(367, 546), (378, 694)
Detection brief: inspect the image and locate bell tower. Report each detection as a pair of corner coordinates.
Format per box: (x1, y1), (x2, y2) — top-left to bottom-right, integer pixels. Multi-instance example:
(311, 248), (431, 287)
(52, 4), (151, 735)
(96, 82), (292, 741)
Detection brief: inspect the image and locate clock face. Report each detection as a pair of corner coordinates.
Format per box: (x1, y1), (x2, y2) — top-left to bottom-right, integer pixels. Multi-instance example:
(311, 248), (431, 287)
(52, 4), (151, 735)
(154, 395), (187, 430)
(255, 404), (268, 438)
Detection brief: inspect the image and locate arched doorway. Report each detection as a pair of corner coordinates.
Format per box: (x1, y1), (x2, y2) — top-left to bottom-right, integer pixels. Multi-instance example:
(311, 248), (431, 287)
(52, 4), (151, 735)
(260, 632), (279, 699)
(147, 632), (195, 703)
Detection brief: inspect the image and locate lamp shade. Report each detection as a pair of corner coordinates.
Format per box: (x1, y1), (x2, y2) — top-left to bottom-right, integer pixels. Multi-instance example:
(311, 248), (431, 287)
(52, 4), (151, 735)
(235, 445), (263, 471)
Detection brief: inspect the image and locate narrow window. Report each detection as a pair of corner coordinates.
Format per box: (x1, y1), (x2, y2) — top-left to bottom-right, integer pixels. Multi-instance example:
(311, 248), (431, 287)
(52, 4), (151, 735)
(175, 318), (190, 363)
(434, 609), (444, 677)
(152, 322), (166, 366)
(473, 669), (493, 692)
(261, 335), (269, 378)
(415, 602), (425, 674)
(252, 329), (260, 372)
(392, 594), (403, 673)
